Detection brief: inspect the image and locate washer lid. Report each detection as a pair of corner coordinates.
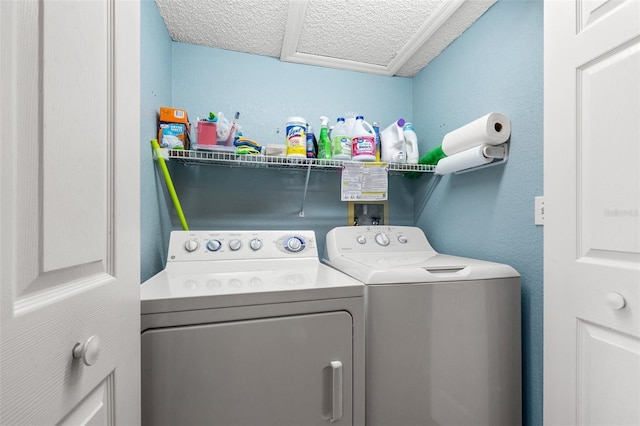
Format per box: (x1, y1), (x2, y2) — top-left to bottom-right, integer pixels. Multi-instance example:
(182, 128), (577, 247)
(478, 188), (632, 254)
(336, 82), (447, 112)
(323, 225), (520, 284)
(140, 259), (364, 314)
(324, 253), (519, 285)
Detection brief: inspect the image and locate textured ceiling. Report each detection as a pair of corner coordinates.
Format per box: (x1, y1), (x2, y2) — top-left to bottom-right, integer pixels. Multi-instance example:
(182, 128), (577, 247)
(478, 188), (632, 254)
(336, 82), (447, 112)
(155, 0), (495, 77)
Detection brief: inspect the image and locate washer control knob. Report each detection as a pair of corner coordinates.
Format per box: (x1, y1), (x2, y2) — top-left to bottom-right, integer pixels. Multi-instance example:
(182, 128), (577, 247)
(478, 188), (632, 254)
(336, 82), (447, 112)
(229, 239), (242, 251)
(398, 235), (408, 244)
(356, 235), (366, 244)
(206, 239), (222, 252)
(374, 233), (390, 246)
(249, 238), (262, 251)
(185, 239), (199, 252)
(285, 236), (305, 252)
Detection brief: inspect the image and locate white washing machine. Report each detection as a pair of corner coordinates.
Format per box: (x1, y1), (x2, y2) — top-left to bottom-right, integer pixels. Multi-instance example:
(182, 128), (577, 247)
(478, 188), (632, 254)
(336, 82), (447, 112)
(323, 226), (522, 426)
(141, 230), (365, 426)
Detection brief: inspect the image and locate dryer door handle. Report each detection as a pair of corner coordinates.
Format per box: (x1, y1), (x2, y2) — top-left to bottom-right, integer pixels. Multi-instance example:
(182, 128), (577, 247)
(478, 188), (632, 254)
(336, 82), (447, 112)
(329, 361), (343, 422)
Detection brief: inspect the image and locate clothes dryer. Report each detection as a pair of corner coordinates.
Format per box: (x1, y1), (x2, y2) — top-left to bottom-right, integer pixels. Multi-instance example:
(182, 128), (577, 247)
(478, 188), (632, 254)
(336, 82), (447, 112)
(323, 226), (521, 426)
(141, 230), (365, 426)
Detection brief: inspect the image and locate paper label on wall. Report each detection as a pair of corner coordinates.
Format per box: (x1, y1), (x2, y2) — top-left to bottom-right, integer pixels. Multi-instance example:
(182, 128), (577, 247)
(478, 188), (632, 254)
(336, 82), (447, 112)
(341, 162), (388, 201)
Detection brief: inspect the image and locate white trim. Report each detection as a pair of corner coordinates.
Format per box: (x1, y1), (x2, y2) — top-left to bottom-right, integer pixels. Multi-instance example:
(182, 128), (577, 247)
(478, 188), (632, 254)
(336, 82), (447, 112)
(280, 0), (485, 76)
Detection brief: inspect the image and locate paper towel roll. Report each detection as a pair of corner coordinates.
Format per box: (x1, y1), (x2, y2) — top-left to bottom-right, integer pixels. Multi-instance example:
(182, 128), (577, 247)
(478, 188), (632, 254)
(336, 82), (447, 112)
(441, 112), (511, 156)
(435, 144), (493, 175)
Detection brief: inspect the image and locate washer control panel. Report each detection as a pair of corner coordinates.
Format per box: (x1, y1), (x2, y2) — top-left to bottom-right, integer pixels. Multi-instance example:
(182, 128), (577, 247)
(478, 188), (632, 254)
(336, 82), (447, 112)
(167, 230), (317, 262)
(325, 225), (436, 255)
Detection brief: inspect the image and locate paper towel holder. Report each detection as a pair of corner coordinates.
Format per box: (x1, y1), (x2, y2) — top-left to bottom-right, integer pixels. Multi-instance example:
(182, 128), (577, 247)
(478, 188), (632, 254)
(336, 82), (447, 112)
(454, 142), (509, 174)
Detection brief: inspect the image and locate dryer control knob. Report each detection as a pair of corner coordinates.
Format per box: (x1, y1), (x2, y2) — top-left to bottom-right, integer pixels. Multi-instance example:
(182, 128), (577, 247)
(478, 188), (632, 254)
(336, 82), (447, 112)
(375, 233), (390, 246)
(285, 236), (305, 252)
(249, 238), (262, 251)
(229, 239), (242, 251)
(398, 235), (408, 244)
(356, 236), (366, 244)
(185, 239), (199, 252)
(206, 239), (222, 252)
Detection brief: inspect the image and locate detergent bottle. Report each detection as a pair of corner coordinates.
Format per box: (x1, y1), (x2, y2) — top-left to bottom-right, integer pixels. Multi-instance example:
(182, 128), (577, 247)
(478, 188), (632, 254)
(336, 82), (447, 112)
(373, 122), (381, 162)
(351, 115), (377, 162)
(317, 116), (332, 159)
(403, 122), (419, 164)
(331, 117), (352, 160)
(380, 118), (407, 163)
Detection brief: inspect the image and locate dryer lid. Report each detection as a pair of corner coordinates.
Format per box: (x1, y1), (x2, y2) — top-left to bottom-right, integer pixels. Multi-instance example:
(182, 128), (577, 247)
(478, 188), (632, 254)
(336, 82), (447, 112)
(141, 260), (363, 314)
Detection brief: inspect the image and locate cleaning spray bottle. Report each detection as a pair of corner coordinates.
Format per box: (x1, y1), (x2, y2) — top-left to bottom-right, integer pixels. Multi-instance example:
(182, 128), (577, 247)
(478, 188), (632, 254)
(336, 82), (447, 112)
(317, 116), (332, 159)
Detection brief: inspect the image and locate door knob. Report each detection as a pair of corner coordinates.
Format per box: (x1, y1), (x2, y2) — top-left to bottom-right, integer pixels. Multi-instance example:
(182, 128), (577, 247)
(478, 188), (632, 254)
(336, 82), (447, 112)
(72, 335), (101, 366)
(605, 292), (626, 310)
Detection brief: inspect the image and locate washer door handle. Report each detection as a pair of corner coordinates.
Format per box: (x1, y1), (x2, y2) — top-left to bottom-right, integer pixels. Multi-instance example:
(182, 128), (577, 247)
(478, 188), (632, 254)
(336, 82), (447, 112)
(330, 361), (343, 422)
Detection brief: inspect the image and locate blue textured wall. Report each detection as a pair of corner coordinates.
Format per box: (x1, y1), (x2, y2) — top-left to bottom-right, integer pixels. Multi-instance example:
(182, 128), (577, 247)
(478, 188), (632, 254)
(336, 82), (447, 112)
(171, 43), (413, 145)
(412, 1), (544, 425)
(142, 42), (416, 266)
(140, 0), (173, 281)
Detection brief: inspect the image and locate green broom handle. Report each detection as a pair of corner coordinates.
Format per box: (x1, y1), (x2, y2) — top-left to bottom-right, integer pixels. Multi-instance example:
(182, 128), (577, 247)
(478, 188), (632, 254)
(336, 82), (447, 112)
(151, 139), (189, 231)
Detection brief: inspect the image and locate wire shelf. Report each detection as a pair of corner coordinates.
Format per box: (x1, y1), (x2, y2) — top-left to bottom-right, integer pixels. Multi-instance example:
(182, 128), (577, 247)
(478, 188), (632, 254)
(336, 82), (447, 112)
(167, 149), (435, 174)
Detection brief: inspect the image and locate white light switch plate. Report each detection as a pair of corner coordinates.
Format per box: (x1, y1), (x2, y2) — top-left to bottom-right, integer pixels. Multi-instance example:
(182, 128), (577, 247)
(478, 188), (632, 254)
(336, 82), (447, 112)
(535, 196), (544, 225)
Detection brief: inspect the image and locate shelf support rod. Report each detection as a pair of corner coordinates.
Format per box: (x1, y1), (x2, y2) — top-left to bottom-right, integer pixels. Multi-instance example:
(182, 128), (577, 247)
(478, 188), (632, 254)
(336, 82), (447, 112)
(414, 174), (442, 223)
(299, 164), (312, 217)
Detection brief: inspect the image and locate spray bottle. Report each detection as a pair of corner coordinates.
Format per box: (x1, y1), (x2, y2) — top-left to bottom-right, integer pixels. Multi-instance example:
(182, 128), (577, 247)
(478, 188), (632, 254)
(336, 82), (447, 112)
(317, 116), (332, 159)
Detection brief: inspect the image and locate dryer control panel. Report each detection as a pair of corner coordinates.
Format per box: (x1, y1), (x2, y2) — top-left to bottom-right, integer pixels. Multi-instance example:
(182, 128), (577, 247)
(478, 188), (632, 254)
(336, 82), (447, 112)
(166, 230), (317, 262)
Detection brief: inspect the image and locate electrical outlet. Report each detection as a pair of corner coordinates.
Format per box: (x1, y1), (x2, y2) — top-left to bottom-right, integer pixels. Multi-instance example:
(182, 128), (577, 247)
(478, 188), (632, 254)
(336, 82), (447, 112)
(535, 196), (544, 225)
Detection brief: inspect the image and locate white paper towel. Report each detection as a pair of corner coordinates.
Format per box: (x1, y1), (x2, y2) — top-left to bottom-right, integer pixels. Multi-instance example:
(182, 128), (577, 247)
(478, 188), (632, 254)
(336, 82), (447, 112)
(435, 144), (493, 175)
(441, 112), (511, 156)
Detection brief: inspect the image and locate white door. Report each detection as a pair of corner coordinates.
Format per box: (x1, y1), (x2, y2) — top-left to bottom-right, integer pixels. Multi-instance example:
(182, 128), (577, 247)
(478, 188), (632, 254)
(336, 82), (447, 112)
(0, 0), (140, 424)
(544, 0), (640, 425)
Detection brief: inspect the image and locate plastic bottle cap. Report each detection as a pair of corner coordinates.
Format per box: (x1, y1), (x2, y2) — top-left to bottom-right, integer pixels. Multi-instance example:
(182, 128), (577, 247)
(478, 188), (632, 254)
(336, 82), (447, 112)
(397, 118), (406, 127)
(287, 117), (307, 125)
